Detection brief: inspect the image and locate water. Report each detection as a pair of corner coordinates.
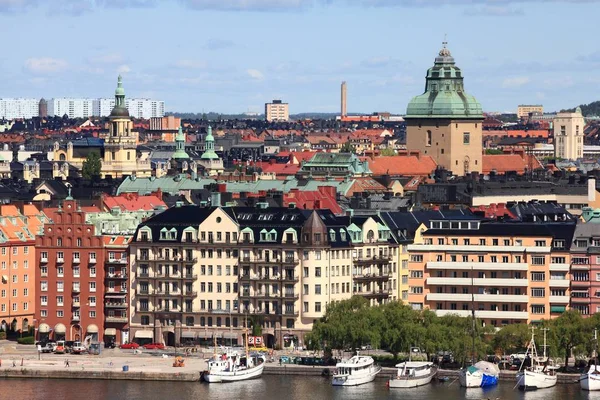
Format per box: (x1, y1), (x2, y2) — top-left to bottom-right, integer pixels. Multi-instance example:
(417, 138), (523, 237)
(0, 376), (595, 400)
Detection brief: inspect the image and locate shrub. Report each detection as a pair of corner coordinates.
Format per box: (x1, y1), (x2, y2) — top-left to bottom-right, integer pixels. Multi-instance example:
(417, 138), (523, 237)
(0, 331), (6, 340)
(17, 336), (35, 345)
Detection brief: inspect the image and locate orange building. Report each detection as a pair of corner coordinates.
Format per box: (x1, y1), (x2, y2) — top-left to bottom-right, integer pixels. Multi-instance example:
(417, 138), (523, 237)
(407, 218), (574, 328)
(0, 204), (47, 335)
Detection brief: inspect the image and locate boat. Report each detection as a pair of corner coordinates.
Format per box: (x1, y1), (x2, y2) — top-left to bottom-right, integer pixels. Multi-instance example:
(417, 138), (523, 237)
(203, 317), (265, 383)
(516, 328), (557, 391)
(581, 329), (600, 391)
(388, 361), (437, 388)
(332, 353), (381, 386)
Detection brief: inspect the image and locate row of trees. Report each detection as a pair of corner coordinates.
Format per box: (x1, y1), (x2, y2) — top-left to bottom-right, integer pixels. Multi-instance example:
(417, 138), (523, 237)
(305, 297), (600, 367)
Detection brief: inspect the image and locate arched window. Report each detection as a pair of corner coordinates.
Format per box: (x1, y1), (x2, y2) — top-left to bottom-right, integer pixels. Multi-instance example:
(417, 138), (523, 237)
(367, 230), (375, 242)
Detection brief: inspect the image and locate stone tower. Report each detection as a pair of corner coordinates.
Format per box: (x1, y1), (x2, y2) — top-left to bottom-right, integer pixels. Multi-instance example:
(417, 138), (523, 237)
(405, 42), (484, 176)
(553, 107), (584, 160)
(102, 76), (139, 178)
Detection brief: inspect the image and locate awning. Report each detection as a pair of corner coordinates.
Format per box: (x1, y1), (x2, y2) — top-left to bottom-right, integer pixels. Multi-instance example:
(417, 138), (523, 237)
(87, 324), (99, 334)
(38, 323), (50, 333)
(54, 323), (66, 334)
(222, 332), (238, 339)
(134, 330), (153, 339)
(181, 331), (196, 339)
(104, 328), (117, 336)
(551, 306), (566, 313)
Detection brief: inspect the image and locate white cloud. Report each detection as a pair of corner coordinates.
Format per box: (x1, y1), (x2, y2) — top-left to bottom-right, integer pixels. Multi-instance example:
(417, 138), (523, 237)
(24, 57), (68, 73)
(117, 65), (131, 74)
(502, 76), (530, 88)
(247, 69), (264, 80)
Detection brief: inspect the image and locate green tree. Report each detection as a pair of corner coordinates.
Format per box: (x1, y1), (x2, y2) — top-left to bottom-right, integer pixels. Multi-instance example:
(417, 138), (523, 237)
(485, 149), (504, 155)
(379, 148), (396, 156)
(340, 141), (356, 154)
(380, 302), (421, 358)
(82, 151), (102, 180)
(492, 323), (530, 356)
(552, 309), (586, 367)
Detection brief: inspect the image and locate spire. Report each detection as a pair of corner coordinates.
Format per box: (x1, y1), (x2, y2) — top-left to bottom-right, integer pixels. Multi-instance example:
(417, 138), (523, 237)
(172, 125), (189, 160)
(201, 125), (219, 160)
(110, 75), (129, 117)
(66, 187), (73, 200)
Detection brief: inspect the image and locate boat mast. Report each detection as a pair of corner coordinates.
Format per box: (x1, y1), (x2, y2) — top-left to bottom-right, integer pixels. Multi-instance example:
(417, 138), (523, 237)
(542, 327), (549, 360)
(245, 314), (249, 360)
(471, 264), (476, 366)
(595, 328), (598, 367)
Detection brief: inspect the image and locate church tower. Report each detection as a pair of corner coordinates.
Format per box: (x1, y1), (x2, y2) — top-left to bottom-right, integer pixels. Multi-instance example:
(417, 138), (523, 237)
(198, 126), (224, 176)
(102, 76), (139, 178)
(405, 42), (484, 176)
(172, 125), (189, 160)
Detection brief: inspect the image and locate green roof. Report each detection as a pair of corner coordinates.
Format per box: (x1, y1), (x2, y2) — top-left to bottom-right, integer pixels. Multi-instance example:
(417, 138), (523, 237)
(406, 44), (483, 120)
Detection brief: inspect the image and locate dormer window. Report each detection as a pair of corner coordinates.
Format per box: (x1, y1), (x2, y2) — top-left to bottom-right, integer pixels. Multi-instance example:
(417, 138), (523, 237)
(329, 230), (336, 242)
(340, 230), (347, 241)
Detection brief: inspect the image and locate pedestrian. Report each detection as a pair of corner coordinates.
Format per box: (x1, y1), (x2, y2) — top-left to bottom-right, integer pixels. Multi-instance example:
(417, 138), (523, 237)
(12, 360), (15, 367)
(65, 359), (70, 368)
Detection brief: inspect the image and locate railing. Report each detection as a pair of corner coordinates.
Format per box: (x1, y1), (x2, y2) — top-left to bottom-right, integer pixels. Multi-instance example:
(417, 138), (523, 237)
(106, 273), (128, 279)
(40, 256), (48, 263)
(72, 301), (80, 307)
(72, 285), (81, 293)
(107, 258), (128, 264)
(89, 257), (97, 264)
(73, 257), (80, 264)
(71, 315), (80, 322)
(105, 316), (128, 323)
(183, 274), (198, 279)
(57, 257), (64, 264)
(105, 303), (128, 308)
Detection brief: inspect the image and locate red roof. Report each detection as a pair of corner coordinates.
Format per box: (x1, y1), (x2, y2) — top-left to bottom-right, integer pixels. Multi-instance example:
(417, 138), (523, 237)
(484, 129), (549, 138)
(368, 155), (437, 177)
(482, 153), (543, 174)
(252, 161), (300, 176)
(470, 204), (516, 220)
(102, 192), (166, 212)
(276, 151), (319, 164)
(285, 186), (343, 215)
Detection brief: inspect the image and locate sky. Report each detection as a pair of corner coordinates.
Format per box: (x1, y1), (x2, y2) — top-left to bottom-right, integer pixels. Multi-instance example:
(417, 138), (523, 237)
(0, 0), (599, 114)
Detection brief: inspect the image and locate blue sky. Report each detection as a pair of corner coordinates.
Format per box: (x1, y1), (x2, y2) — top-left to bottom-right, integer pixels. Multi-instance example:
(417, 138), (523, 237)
(1, 0), (599, 114)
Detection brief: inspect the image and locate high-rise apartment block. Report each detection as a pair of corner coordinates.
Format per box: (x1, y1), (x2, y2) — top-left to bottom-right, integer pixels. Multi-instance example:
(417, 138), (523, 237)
(265, 100), (289, 122)
(554, 107), (585, 160)
(47, 98), (94, 119)
(0, 98), (39, 119)
(518, 105), (544, 119)
(93, 98), (165, 119)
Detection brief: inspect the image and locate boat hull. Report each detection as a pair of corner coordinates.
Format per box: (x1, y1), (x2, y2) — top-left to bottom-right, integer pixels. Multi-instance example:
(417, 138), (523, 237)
(203, 363), (264, 383)
(388, 368), (437, 388)
(332, 369), (380, 386)
(517, 370), (557, 390)
(459, 370), (497, 388)
(581, 373), (600, 391)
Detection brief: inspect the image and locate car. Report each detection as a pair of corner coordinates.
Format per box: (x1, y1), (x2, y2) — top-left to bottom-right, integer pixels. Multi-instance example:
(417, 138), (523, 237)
(119, 342), (140, 350)
(71, 342), (87, 355)
(41, 342), (57, 353)
(54, 340), (66, 354)
(143, 343), (165, 350)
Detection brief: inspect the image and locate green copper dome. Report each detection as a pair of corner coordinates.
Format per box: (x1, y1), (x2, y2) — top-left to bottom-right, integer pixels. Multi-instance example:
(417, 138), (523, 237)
(406, 43), (483, 119)
(201, 125), (219, 160)
(172, 126), (189, 160)
(110, 75), (129, 118)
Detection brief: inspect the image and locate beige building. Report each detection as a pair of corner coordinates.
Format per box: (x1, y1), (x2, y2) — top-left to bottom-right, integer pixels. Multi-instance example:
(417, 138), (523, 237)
(128, 206), (398, 348)
(517, 105), (543, 119)
(341, 81), (347, 117)
(554, 107), (585, 160)
(405, 43), (484, 176)
(265, 100), (289, 122)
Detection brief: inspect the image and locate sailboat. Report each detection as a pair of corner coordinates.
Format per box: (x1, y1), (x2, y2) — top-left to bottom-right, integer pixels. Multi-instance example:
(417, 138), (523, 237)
(203, 317), (265, 383)
(580, 329), (600, 391)
(459, 271), (498, 388)
(516, 328), (557, 391)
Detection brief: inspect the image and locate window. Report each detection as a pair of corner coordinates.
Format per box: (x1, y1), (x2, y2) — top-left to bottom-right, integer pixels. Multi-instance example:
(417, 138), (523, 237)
(41, 281), (48, 292)
(89, 296), (96, 306)
(40, 295), (48, 306)
(531, 288), (545, 297)
(535, 240), (547, 247)
(89, 282), (96, 292)
(90, 267), (96, 277)
(57, 281), (64, 292)
(57, 296), (64, 306)
(315, 267), (321, 277)
(426, 130), (432, 146)
(410, 271), (424, 278)
(57, 266), (64, 277)
(531, 305), (545, 314)
(89, 311), (96, 318)
(57, 310), (64, 318)
(531, 272), (545, 282)
(531, 256), (546, 266)
(463, 132), (470, 144)
(315, 284), (321, 295)
(315, 302), (322, 313)
(410, 255), (423, 262)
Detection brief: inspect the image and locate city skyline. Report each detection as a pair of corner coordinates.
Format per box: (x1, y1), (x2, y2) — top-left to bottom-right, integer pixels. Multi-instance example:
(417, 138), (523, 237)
(0, 0), (598, 114)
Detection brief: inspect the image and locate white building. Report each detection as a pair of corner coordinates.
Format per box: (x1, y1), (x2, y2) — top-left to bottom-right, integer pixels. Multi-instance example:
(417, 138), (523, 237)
(554, 107), (585, 160)
(47, 98), (94, 118)
(0, 98), (39, 119)
(265, 99), (289, 122)
(93, 98), (164, 119)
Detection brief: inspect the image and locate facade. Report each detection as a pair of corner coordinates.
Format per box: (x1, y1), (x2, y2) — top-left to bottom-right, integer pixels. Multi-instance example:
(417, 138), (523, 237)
(0, 205), (47, 335)
(265, 100), (289, 122)
(148, 116), (181, 142)
(341, 81), (347, 117)
(47, 98), (94, 118)
(554, 107), (585, 160)
(39, 98), (48, 118)
(35, 199), (106, 343)
(0, 98), (39, 120)
(128, 205), (398, 348)
(569, 224), (600, 316)
(405, 43), (484, 176)
(93, 99), (165, 119)
(406, 218), (575, 327)
(517, 105), (544, 119)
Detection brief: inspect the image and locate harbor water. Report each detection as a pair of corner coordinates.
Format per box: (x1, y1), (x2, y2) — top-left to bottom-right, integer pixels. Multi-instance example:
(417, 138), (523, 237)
(0, 375), (596, 400)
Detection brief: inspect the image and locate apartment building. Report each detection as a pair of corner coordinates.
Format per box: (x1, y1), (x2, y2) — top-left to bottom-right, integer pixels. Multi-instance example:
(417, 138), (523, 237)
(265, 100), (289, 122)
(47, 98), (94, 118)
(0, 205), (47, 335)
(569, 224), (600, 315)
(517, 105), (544, 119)
(128, 205), (398, 348)
(0, 98), (39, 119)
(406, 218), (575, 327)
(35, 199), (106, 343)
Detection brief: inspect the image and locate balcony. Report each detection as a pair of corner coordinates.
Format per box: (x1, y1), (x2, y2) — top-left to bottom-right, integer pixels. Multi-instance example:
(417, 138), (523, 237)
(251, 258), (285, 265)
(183, 291), (198, 297)
(427, 293), (472, 302)
(106, 273), (128, 280)
(353, 272), (391, 282)
(549, 295), (570, 304)
(426, 262), (529, 271)
(549, 279), (570, 288)
(138, 289), (150, 295)
(549, 263), (570, 272)
(357, 288), (392, 299)
(183, 274), (198, 280)
(105, 302), (128, 309)
(409, 244), (550, 254)
(282, 275), (299, 283)
(72, 301), (80, 307)
(281, 309), (299, 317)
(474, 278), (529, 287)
(435, 309), (528, 320)
(239, 291), (252, 299)
(105, 287), (127, 294)
(138, 272), (149, 278)
(105, 316), (128, 323)
(41, 255), (48, 263)
(107, 258), (128, 265)
(72, 284), (81, 293)
(72, 256), (80, 264)
(155, 290), (181, 297)
(283, 292), (299, 300)
(242, 257), (251, 263)
(89, 256), (97, 264)
(57, 256), (64, 264)
(71, 315), (80, 322)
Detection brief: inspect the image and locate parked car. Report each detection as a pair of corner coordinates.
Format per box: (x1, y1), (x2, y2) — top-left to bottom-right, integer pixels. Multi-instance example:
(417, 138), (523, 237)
(143, 343), (165, 350)
(119, 342), (140, 350)
(41, 342), (57, 353)
(65, 341), (75, 353)
(71, 342), (87, 355)
(54, 340), (66, 354)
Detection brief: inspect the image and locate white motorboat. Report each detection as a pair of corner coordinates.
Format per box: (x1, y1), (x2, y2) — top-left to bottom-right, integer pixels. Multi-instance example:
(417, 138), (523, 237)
(516, 329), (557, 391)
(581, 364), (600, 391)
(203, 352), (265, 383)
(388, 361), (436, 388)
(459, 366), (483, 388)
(459, 360), (499, 388)
(332, 354), (381, 386)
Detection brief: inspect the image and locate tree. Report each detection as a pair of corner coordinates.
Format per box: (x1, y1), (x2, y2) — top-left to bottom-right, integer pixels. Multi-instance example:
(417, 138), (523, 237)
(340, 141), (356, 154)
(492, 323), (530, 356)
(485, 149), (504, 155)
(552, 309), (586, 367)
(82, 151), (102, 180)
(379, 148), (396, 156)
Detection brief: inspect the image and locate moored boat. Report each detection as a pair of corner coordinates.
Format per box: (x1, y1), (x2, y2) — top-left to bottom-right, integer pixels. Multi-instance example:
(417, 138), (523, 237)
(581, 329), (600, 391)
(388, 361), (436, 388)
(516, 328), (557, 391)
(332, 354), (381, 386)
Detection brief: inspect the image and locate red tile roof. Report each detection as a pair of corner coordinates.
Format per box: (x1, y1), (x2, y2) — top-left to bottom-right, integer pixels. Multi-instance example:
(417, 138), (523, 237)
(102, 192), (166, 212)
(286, 186), (343, 215)
(368, 155), (437, 177)
(482, 153), (543, 174)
